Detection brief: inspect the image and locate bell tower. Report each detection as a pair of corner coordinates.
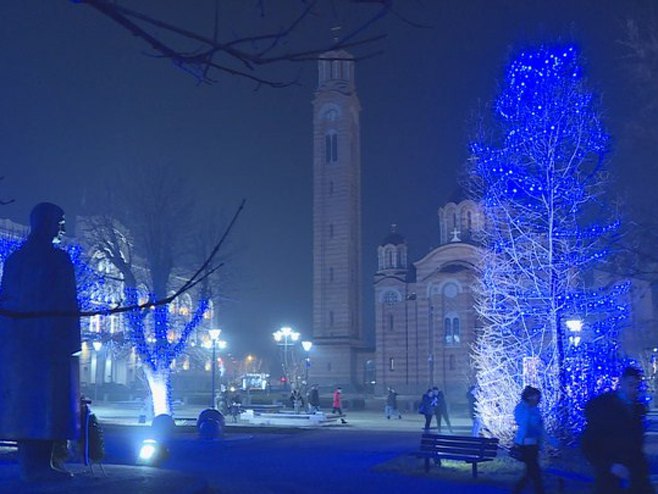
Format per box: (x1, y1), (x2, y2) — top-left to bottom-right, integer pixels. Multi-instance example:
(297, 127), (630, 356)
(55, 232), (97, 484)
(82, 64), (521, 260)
(311, 50), (363, 387)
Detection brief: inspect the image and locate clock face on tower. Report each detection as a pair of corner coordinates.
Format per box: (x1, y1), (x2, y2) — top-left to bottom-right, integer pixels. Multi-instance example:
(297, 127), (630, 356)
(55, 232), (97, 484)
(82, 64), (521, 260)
(324, 109), (338, 121)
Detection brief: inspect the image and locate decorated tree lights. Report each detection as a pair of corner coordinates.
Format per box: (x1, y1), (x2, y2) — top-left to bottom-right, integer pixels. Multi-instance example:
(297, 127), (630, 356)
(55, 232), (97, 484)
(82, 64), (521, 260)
(124, 287), (208, 417)
(469, 45), (629, 442)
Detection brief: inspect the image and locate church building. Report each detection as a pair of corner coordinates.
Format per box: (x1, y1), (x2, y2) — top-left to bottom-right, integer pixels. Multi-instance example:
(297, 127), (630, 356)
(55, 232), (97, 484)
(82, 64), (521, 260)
(373, 201), (484, 402)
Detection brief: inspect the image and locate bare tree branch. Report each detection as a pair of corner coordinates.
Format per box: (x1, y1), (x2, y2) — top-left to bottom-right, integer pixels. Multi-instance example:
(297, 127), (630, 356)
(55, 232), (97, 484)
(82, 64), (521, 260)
(73, 0), (393, 86)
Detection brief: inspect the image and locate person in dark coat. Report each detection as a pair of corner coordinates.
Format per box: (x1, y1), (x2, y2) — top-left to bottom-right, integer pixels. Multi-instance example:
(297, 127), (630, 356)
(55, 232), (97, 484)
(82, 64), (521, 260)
(419, 388), (434, 431)
(307, 385), (320, 413)
(385, 387), (402, 420)
(0, 203), (81, 481)
(432, 387), (453, 433)
(582, 366), (654, 494)
(289, 388), (304, 414)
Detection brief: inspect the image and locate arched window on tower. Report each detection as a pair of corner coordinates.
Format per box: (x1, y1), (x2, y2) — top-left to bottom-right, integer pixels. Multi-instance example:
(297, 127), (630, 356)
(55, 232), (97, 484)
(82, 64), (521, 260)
(452, 317), (461, 344)
(387, 250), (393, 268)
(444, 316), (460, 346)
(325, 133), (338, 163)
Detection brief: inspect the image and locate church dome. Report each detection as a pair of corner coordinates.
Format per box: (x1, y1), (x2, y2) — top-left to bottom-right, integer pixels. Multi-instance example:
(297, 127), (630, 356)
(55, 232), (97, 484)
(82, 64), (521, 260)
(380, 224), (405, 246)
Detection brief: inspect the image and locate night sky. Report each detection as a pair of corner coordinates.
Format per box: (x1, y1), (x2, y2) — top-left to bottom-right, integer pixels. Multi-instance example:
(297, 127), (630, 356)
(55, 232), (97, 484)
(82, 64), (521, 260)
(1, 1), (655, 359)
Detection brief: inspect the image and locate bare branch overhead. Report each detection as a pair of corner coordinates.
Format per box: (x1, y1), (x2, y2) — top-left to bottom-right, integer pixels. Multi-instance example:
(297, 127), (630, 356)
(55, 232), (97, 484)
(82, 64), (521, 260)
(74, 0), (396, 87)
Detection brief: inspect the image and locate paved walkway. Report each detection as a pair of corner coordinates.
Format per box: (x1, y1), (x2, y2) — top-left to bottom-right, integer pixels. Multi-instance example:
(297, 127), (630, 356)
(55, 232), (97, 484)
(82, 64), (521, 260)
(92, 402), (473, 432)
(0, 463), (208, 494)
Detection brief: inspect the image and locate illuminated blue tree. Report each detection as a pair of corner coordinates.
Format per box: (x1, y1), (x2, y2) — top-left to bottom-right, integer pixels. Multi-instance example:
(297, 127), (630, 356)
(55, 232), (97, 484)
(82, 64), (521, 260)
(469, 45), (628, 441)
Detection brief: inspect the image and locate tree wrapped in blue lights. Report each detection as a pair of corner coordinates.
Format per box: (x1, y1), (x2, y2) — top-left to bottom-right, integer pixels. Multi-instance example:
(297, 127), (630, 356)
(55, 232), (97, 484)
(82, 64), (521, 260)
(469, 45), (628, 442)
(79, 212), (212, 418)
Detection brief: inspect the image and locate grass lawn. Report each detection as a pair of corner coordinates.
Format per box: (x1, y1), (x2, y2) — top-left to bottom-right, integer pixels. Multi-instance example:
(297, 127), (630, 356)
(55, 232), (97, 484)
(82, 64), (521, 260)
(372, 446), (612, 493)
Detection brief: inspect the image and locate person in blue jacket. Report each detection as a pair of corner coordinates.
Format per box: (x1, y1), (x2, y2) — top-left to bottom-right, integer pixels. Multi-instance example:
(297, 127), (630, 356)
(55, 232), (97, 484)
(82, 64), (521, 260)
(512, 386), (549, 494)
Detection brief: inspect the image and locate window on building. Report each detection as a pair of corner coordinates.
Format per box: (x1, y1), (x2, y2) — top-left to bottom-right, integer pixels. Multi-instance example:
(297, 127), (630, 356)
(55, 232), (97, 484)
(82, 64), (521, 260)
(325, 133), (338, 163)
(449, 354), (456, 371)
(329, 311), (334, 327)
(453, 317), (461, 344)
(389, 357), (395, 372)
(89, 315), (101, 333)
(327, 362), (332, 372)
(388, 314), (394, 331)
(329, 267), (334, 282)
(383, 291), (400, 306)
(329, 181), (334, 195)
(444, 317), (461, 346)
(329, 224), (334, 238)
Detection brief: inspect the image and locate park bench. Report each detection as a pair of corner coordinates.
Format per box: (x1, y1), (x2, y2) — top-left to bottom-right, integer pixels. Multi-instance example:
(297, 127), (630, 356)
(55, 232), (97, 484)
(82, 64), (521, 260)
(414, 433), (499, 478)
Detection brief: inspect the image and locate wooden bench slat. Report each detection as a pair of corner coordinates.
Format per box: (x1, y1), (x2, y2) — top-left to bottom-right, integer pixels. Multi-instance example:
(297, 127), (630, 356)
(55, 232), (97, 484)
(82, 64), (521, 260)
(420, 444), (498, 454)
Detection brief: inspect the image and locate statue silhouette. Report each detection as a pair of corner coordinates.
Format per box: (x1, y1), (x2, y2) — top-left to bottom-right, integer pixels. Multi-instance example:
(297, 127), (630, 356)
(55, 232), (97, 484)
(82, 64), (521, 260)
(0, 202), (81, 481)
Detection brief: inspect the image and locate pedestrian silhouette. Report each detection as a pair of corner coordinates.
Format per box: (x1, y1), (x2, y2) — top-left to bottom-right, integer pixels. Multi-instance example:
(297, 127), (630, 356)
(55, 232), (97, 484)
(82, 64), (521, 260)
(0, 203), (81, 481)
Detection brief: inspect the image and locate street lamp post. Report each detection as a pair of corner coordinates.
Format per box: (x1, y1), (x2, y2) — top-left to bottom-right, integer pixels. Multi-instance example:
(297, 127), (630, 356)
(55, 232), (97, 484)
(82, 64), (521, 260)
(92, 340), (103, 402)
(273, 326), (300, 388)
(566, 319), (583, 348)
(208, 329), (222, 409)
(301, 340), (313, 385)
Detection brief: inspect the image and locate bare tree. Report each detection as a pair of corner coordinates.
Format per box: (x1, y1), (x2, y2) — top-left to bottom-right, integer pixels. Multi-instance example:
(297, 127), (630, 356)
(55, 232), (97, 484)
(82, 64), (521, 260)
(79, 164), (239, 416)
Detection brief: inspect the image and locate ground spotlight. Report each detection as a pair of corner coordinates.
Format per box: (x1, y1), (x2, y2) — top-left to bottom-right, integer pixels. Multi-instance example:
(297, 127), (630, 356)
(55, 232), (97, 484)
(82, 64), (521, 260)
(137, 438), (169, 466)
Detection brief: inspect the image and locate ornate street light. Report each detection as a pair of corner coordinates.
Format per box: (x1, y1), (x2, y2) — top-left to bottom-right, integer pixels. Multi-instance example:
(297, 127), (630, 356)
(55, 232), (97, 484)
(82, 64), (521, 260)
(301, 340), (313, 385)
(273, 326), (300, 387)
(566, 318), (583, 347)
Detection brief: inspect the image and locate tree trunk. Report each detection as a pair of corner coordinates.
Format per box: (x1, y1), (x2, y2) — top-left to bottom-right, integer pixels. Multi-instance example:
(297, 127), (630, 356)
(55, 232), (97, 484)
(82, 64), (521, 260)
(144, 365), (172, 417)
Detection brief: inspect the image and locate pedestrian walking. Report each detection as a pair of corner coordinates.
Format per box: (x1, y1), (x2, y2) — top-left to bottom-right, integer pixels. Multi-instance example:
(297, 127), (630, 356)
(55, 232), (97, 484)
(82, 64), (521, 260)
(0, 203), (81, 482)
(307, 384), (320, 413)
(467, 385), (481, 437)
(229, 393), (242, 423)
(512, 386), (550, 494)
(332, 387), (347, 424)
(419, 388), (434, 431)
(385, 387), (402, 419)
(289, 388), (304, 414)
(432, 387), (453, 433)
(582, 366), (654, 494)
